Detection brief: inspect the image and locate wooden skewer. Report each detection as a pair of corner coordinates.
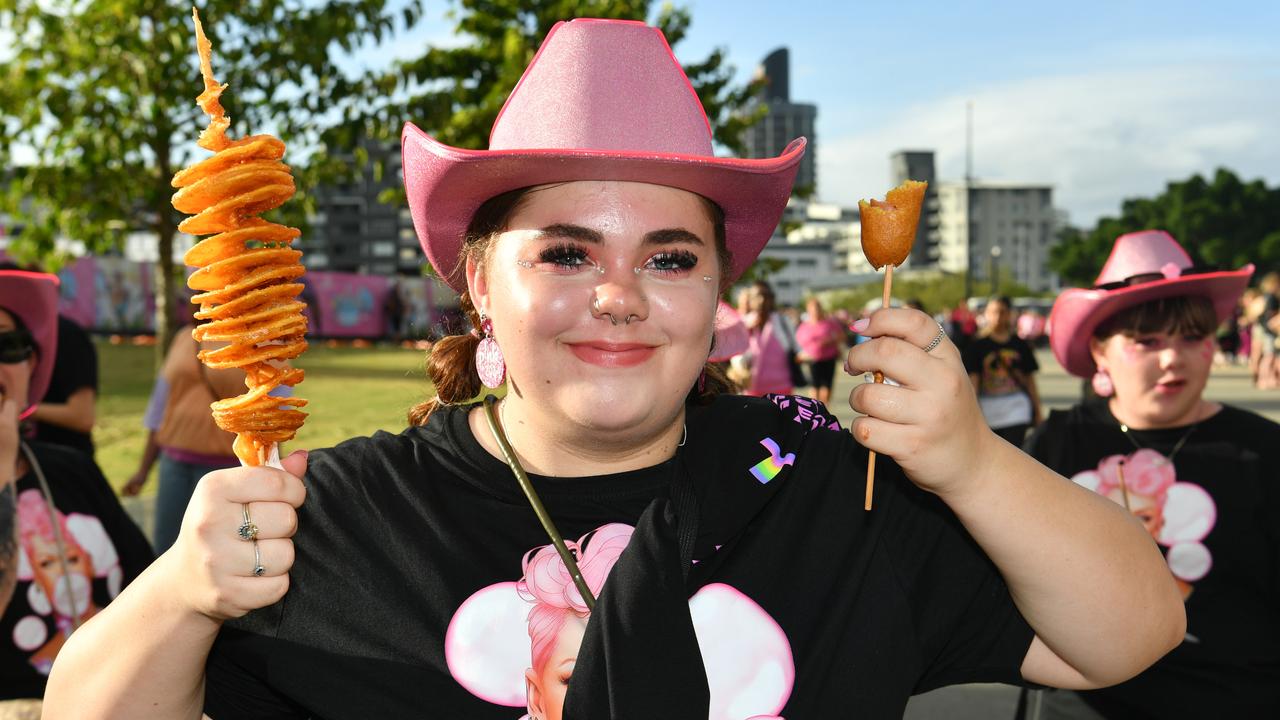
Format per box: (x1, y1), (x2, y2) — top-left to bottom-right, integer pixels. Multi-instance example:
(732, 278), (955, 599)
(1116, 460), (1132, 511)
(864, 264), (895, 511)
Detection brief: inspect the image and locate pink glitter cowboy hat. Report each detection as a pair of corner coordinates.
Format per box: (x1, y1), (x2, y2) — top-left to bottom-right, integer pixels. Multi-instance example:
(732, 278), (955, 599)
(401, 18), (806, 292)
(1048, 230), (1254, 378)
(0, 270), (60, 418)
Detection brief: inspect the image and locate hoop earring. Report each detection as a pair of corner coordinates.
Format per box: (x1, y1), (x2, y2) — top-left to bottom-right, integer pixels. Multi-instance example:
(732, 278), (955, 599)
(475, 315), (506, 388)
(1091, 369), (1114, 398)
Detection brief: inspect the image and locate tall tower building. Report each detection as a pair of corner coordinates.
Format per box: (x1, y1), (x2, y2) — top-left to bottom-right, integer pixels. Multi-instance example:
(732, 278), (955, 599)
(743, 48), (817, 195)
(890, 150), (940, 268)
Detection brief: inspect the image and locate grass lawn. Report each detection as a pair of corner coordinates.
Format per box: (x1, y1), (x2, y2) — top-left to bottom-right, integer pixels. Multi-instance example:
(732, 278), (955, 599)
(95, 340), (434, 494)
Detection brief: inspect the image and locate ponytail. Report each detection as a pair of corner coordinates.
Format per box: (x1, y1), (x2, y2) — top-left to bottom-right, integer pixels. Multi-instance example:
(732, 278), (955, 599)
(408, 292), (484, 426)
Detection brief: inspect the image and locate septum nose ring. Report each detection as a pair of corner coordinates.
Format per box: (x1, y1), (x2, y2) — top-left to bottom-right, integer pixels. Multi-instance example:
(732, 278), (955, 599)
(591, 296), (639, 325)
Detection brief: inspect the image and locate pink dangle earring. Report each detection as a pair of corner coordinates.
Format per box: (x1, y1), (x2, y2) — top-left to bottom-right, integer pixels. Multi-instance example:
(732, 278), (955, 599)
(1091, 368), (1114, 398)
(475, 314), (506, 388)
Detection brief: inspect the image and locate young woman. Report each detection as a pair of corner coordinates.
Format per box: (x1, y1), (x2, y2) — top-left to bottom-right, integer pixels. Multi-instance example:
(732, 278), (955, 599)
(122, 322), (244, 553)
(795, 296), (844, 405)
(47, 19), (1182, 719)
(739, 281), (801, 397)
(962, 295), (1042, 446)
(1026, 230), (1275, 718)
(0, 271), (153, 710)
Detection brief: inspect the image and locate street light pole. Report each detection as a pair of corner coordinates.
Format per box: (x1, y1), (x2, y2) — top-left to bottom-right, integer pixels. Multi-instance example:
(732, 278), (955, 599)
(990, 245), (1002, 296)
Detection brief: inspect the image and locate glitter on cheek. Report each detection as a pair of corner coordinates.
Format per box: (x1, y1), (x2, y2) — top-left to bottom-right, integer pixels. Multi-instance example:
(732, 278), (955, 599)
(1119, 339), (1145, 361)
(1196, 337), (1214, 361)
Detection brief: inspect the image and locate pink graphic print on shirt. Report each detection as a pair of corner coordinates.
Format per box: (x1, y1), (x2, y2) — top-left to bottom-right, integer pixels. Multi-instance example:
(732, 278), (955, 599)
(12, 489), (125, 675)
(444, 523), (794, 719)
(1071, 448), (1217, 598)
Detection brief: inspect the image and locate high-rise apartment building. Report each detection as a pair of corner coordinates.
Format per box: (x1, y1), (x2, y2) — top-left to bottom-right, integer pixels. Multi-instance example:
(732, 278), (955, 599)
(889, 151), (940, 268)
(743, 48), (817, 194)
(936, 182), (1061, 293)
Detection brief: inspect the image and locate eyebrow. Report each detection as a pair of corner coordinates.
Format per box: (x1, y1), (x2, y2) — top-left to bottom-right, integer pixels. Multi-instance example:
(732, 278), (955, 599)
(537, 224), (706, 247)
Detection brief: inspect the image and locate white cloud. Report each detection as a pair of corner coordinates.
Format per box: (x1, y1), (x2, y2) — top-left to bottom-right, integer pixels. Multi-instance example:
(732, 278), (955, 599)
(816, 61), (1280, 226)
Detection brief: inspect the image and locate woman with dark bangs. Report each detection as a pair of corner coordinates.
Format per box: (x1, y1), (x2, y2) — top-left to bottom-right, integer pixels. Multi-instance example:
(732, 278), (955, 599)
(1028, 230), (1279, 718)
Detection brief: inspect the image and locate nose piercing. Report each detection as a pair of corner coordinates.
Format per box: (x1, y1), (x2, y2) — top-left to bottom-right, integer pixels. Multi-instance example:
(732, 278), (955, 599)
(592, 296), (640, 325)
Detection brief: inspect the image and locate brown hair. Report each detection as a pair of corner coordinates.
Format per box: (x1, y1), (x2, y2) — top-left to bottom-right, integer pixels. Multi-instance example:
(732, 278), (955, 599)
(1092, 295), (1218, 341)
(407, 186), (736, 426)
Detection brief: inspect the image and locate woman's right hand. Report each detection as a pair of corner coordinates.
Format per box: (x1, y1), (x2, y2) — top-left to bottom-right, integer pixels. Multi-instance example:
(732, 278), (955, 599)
(165, 449), (308, 622)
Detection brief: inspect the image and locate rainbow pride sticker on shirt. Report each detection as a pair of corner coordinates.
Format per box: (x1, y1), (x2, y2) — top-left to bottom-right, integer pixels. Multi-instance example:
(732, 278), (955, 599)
(749, 438), (795, 484)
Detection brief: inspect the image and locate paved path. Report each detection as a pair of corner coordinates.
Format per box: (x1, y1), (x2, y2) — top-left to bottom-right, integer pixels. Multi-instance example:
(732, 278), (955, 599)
(118, 350), (1274, 717)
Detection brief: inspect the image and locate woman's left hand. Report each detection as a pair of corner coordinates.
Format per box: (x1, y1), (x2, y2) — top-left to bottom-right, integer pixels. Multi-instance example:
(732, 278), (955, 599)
(844, 307), (995, 498)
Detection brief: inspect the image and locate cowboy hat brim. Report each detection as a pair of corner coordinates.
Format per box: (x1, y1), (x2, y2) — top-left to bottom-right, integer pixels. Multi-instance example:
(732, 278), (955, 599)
(1049, 265), (1254, 377)
(0, 271), (60, 416)
(402, 122), (806, 292)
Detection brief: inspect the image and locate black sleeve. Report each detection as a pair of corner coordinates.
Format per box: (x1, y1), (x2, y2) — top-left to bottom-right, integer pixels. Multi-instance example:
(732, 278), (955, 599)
(204, 627), (308, 720)
(961, 339), (983, 376)
(75, 454), (155, 579)
(1024, 409), (1068, 465)
(1017, 338), (1039, 373)
(53, 317), (99, 394)
(882, 474), (1035, 692)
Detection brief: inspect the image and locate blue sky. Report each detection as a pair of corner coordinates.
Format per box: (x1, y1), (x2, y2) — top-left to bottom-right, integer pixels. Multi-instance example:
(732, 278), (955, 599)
(9, 1), (1271, 229)
(370, 0), (1279, 227)
(677, 0), (1280, 226)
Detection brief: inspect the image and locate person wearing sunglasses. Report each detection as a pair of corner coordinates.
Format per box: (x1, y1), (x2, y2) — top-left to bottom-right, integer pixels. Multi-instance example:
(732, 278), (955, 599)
(0, 271), (153, 711)
(1027, 230), (1277, 718)
(48, 20), (1181, 718)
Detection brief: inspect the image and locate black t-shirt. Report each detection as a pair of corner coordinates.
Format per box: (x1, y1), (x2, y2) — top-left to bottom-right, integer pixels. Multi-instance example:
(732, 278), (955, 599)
(205, 395), (1033, 719)
(961, 335), (1038, 398)
(1026, 401), (1280, 718)
(32, 316), (99, 456)
(0, 442), (154, 699)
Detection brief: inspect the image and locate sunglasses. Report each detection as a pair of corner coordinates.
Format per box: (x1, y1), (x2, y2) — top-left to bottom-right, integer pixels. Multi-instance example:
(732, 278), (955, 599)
(1094, 265), (1219, 292)
(0, 329), (35, 364)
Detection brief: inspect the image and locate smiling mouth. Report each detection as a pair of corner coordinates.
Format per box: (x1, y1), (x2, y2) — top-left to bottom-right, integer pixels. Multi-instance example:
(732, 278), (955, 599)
(566, 342), (658, 368)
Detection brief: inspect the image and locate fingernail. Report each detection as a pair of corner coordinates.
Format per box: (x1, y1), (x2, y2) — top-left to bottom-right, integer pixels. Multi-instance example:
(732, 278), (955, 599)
(852, 318), (870, 333)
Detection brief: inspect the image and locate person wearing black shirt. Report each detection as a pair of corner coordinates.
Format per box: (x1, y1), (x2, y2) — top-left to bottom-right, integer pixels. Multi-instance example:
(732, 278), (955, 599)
(1030, 229), (1270, 718)
(29, 315), (98, 457)
(963, 296), (1041, 447)
(45, 19), (1184, 719)
(0, 271), (153, 711)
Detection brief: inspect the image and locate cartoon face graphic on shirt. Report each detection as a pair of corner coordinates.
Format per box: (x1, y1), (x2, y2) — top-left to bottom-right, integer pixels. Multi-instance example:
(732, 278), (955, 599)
(445, 523), (794, 720)
(1072, 449), (1217, 600)
(524, 613), (586, 720)
(980, 348), (1023, 395)
(12, 489), (124, 675)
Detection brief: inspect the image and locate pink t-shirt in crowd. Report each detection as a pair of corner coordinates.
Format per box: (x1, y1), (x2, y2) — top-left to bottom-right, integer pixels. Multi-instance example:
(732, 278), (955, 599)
(746, 318), (793, 396)
(795, 319), (844, 362)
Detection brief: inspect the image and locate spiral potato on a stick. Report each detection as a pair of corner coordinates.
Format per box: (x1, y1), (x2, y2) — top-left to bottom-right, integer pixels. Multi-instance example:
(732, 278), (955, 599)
(171, 8), (308, 466)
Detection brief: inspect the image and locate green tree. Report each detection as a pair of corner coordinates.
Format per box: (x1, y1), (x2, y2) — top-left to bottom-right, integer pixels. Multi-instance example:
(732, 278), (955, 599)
(0, 0), (415, 355)
(819, 270), (1036, 316)
(359, 0), (765, 205)
(1050, 168), (1280, 286)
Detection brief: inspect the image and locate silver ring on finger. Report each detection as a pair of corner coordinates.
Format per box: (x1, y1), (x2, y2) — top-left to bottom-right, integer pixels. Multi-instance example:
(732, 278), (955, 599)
(252, 539), (266, 577)
(238, 503), (259, 542)
(922, 322), (946, 354)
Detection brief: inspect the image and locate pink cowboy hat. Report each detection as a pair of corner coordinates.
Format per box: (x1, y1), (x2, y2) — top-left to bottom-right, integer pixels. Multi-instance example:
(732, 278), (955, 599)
(401, 18), (806, 292)
(1049, 230), (1254, 377)
(0, 270), (60, 417)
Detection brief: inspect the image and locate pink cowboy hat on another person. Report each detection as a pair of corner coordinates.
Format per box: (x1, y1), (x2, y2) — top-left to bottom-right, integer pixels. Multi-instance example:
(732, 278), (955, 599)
(401, 18), (806, 291)
(0, 270), (60, 418)
(1048, 230), (1254, 377)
